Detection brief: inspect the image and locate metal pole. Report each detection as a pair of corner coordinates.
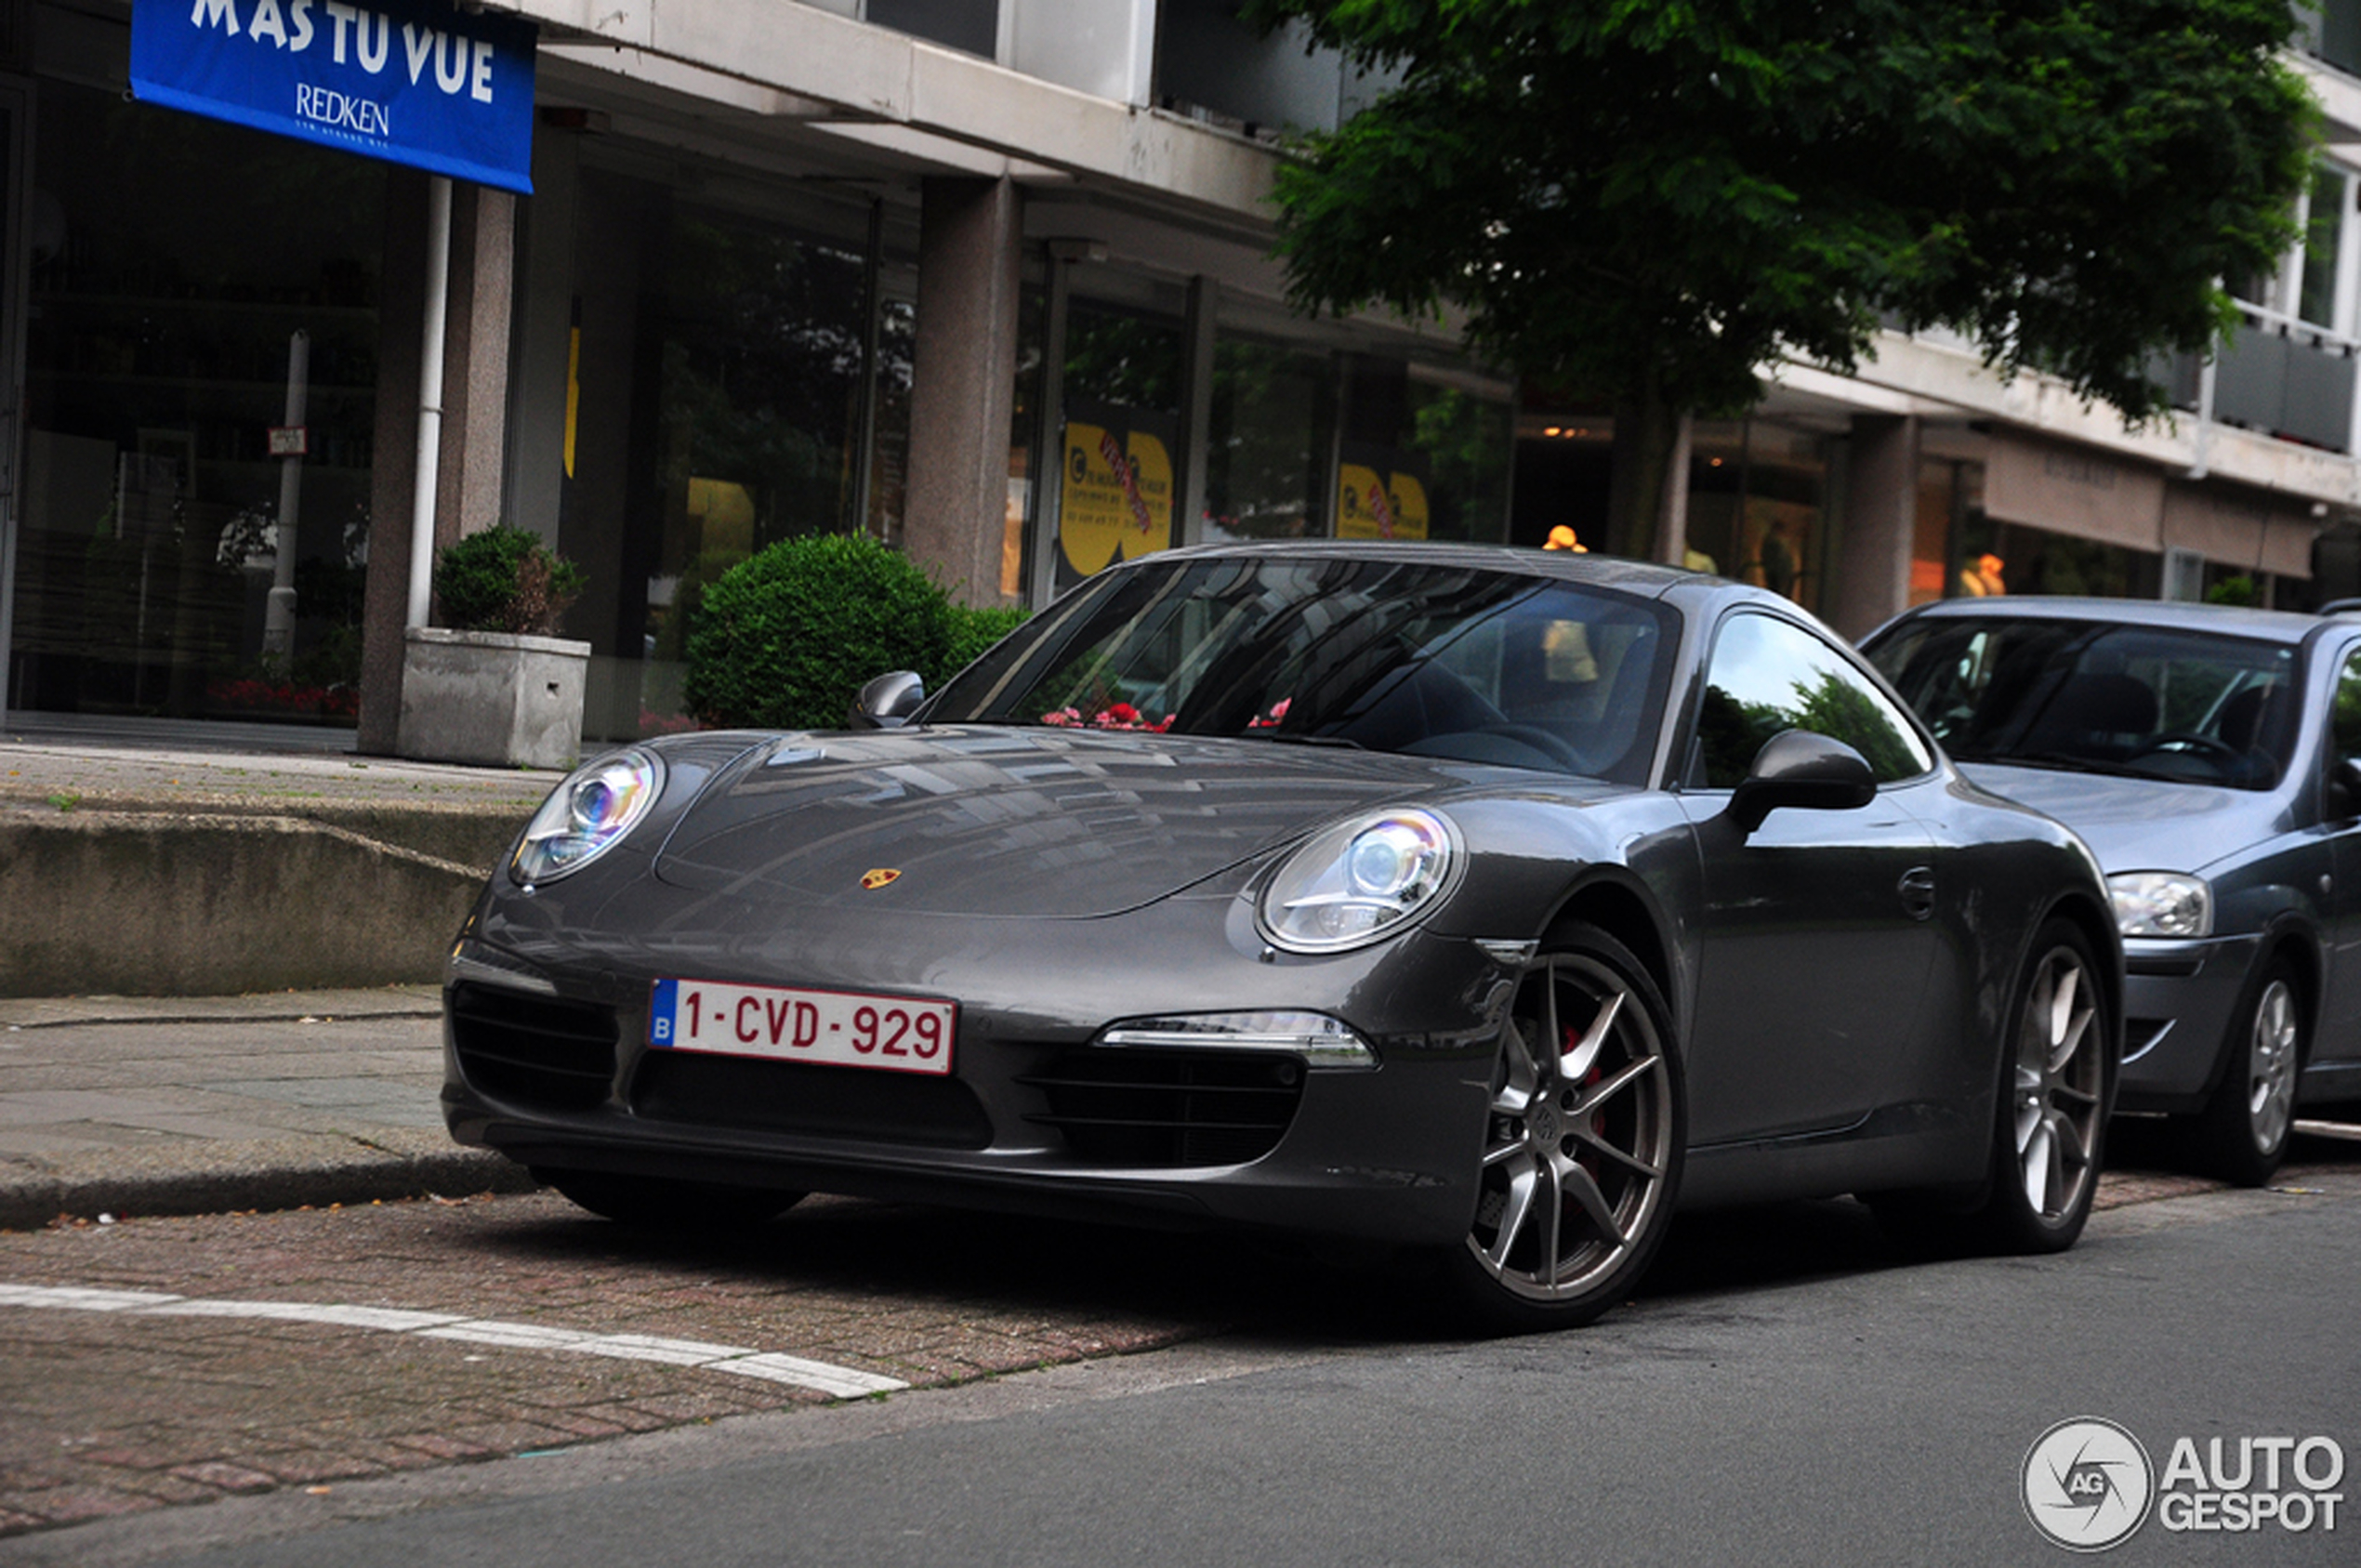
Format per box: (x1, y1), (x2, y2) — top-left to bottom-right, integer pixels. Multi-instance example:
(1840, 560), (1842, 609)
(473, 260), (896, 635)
(406, 176), (454, 629)
(851, 197), (884, 538)
(262, 328), (310, 664)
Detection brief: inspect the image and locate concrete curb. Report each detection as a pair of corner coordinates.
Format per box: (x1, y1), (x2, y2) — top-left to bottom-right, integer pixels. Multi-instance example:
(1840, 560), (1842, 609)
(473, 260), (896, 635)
(0, 1128), (537, 1231)
(0, 984), (444, 1030)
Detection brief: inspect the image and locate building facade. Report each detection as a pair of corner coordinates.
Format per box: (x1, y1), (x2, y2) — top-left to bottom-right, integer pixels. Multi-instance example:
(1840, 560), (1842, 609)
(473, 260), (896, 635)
(2, 0), (2359, 747)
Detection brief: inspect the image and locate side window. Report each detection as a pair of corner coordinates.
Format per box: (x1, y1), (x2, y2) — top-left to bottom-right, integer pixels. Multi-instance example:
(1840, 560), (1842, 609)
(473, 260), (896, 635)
(1694, 613), (1933, 788)
(2335, 650), (2361, 763)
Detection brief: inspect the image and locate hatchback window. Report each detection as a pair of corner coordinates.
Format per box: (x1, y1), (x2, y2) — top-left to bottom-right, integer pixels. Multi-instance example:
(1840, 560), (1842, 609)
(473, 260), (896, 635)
(1869, 618), (2299, 789)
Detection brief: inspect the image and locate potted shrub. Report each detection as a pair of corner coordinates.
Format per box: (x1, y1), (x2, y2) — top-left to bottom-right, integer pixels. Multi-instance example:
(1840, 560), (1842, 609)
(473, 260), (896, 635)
(396, 526), (593, 770)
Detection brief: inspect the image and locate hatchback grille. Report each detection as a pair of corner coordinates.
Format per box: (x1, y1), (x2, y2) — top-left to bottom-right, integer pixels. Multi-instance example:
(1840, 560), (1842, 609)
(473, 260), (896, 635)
(1020, 1050), (1303, 1166)
(449, 984), (619, 1111)
(632, 1053), (993, 1149)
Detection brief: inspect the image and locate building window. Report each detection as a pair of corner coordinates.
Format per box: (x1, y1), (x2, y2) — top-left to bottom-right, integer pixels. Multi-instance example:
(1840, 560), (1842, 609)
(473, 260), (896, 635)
(2300, 163), (2351, 332)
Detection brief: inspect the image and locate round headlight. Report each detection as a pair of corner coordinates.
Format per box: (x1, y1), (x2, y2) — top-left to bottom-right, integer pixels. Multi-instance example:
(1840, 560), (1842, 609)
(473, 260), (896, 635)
(512, 749), (665, 885)
(1259, 808), (1459, 954)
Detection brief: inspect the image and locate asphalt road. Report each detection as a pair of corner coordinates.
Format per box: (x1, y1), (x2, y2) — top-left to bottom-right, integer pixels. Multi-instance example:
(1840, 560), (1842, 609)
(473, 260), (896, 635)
(7, 1155), (2356, 1568)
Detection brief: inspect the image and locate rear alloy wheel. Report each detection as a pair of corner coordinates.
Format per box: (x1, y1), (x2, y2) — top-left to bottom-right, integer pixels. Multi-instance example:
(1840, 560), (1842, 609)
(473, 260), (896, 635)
(1443, 926), (1684, 1332)
(1978, 920), (2109, 1253)
(2193, 960), (2301, 1187)
(535, 1167), (804, 1232)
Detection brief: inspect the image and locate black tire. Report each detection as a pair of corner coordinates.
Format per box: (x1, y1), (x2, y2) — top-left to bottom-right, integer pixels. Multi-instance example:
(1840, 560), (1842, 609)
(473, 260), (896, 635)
(1972, 918), (2112, 1254)
(2191, 956), (2302, 1187)
(1439, 925), (1685, 1333)
(534, 1166), (804, 1232)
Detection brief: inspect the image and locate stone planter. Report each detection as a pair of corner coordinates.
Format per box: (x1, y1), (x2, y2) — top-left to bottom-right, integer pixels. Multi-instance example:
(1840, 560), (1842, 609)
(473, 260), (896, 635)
(395, 626), (590, 771)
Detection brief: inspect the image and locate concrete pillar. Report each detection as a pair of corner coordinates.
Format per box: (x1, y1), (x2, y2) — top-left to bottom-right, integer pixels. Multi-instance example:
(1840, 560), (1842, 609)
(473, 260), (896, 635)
(1827, 414), (1918, 641)
(357, 171), (430, 757)
(438, 186), (518, 544)
(1177, 275), (1218, 548)
(904, 177), (1022, 607)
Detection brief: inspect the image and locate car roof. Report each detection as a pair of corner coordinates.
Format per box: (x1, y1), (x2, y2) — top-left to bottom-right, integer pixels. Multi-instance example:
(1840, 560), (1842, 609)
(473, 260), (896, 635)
(1121, 539), (1733, 603)
(1874, 595), (2339, 649)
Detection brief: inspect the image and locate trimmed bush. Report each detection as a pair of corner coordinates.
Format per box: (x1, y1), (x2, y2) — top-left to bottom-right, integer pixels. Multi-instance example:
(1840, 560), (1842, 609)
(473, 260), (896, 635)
(433, 525), (586, 636)
(685, 534), (956, 731)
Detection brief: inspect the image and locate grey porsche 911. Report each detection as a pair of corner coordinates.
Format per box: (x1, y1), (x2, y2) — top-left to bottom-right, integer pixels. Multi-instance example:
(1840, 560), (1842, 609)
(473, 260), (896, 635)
(443, 542), (2120, 1330)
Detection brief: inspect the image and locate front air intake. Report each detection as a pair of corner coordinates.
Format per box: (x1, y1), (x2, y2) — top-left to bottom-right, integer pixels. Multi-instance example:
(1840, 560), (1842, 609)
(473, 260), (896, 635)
(1020, 1049), (1304, 1166)
(449, 983), (619, 1111)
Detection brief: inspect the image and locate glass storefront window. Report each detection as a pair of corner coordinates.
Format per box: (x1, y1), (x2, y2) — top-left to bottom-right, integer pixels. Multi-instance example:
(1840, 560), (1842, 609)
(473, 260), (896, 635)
(1405, 376), (1510, 543)
(1203, 336), (1331, 542)
(562, 165), (899, 737)
(1339, 356), (1510, 544)
(11, 81), (383, 723)
(1684, 420), (1827, 612)
(1050, 297), (1184, 592)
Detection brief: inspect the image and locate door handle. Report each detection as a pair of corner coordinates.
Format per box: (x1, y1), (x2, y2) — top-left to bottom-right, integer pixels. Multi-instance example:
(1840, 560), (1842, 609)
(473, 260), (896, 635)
(1898, 865), (1936, 921)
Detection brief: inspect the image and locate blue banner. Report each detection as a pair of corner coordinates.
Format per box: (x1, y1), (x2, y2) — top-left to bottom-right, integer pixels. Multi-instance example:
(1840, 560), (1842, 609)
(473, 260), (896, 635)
(130, 0), (535, 193)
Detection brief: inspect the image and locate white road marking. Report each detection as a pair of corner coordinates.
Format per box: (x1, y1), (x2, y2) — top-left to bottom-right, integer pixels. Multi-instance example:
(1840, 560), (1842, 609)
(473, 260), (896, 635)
(0, 1282), (909, 1397)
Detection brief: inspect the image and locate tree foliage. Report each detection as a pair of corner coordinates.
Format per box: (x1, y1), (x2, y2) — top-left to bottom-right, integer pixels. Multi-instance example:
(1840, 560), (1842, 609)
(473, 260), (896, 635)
(1250, 0), (2314, 419)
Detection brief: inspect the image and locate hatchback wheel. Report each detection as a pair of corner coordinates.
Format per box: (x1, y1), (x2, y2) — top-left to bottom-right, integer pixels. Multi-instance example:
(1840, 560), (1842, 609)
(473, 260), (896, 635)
(1441, 926), (1684, 1332)
(2193, 959), (2302, 1187)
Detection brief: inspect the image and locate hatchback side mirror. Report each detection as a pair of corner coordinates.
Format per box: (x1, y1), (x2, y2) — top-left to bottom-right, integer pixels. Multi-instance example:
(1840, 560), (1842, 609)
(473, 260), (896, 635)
(851, 670), (927, 729)
(1727, 729), (1878, 833)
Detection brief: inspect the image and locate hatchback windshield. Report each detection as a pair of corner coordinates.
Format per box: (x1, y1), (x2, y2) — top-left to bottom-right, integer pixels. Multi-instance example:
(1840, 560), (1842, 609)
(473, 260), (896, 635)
(1868, 616), (2300, 789)
(930, 556), (1678, 783)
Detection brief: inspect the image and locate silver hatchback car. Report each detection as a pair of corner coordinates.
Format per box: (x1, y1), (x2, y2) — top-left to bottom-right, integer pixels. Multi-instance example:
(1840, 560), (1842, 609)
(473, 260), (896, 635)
(1866, 597), (2361, 1183)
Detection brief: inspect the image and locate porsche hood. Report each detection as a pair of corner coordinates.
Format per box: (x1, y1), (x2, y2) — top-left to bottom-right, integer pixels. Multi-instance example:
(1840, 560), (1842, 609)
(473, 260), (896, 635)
(650, 726), (1477, 918)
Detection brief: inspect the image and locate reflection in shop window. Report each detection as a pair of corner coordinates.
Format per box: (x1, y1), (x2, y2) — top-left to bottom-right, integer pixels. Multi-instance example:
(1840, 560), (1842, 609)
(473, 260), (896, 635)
(10, 81), (383, 725)
(1204, 337), (1330, 542)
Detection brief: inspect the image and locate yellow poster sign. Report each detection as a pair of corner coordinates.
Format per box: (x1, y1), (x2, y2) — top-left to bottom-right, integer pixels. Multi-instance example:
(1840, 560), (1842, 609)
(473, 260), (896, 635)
(1060, 422), (1174, 576)
(1337, 466), (1430, 540)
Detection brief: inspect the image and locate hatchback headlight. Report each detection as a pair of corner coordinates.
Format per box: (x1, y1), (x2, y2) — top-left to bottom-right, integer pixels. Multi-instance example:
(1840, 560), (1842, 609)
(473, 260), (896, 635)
(2109, 872), (2212, 939)
(512, 749), (665, 886)
(1258, 808), (1459, 954)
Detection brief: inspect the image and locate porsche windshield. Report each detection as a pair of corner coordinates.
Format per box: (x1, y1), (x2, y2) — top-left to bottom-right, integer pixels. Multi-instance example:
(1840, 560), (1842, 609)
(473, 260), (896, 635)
(1868, 616), (2300, 789)
(929, 557), (1678, 783)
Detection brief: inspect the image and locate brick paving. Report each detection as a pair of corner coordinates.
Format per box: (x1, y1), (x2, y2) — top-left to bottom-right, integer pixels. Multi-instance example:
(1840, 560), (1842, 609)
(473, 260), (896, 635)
(0, 1188), (1236, 1536)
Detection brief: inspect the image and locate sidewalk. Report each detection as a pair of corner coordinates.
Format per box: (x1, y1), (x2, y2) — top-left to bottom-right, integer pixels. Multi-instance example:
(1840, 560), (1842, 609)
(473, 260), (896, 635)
(0, 715), (558, 998)
(0, 987), (534, 1231)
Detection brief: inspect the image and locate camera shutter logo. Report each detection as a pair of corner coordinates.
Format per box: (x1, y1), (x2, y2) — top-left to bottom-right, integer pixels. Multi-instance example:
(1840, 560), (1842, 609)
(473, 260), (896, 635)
(2025, 1417), (2155, 1551)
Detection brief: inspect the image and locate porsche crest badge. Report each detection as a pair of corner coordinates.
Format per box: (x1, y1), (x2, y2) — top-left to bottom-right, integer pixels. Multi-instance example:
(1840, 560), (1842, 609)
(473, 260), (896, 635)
(860, 868), (902, 890)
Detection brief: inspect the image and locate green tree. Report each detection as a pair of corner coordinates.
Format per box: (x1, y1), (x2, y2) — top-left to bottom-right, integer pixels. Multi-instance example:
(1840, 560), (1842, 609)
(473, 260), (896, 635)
(1250, 0), (2313, 555)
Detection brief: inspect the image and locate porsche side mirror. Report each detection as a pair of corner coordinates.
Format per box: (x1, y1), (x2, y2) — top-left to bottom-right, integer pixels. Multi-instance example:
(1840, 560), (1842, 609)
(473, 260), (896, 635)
(2329, 755), (2361, 822)
(1727, 730), (1878, 834)
(851, 670), (927, 729)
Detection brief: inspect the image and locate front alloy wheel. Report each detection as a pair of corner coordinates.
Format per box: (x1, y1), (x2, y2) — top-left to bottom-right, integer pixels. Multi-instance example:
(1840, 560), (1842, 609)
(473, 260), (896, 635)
(1444, 926), (1684, 1331)
(1982, 920), (2109, 1252)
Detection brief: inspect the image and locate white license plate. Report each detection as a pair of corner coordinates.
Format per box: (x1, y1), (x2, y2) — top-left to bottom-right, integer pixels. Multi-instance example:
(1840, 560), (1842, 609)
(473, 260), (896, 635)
(648, 977), (956, 1074)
